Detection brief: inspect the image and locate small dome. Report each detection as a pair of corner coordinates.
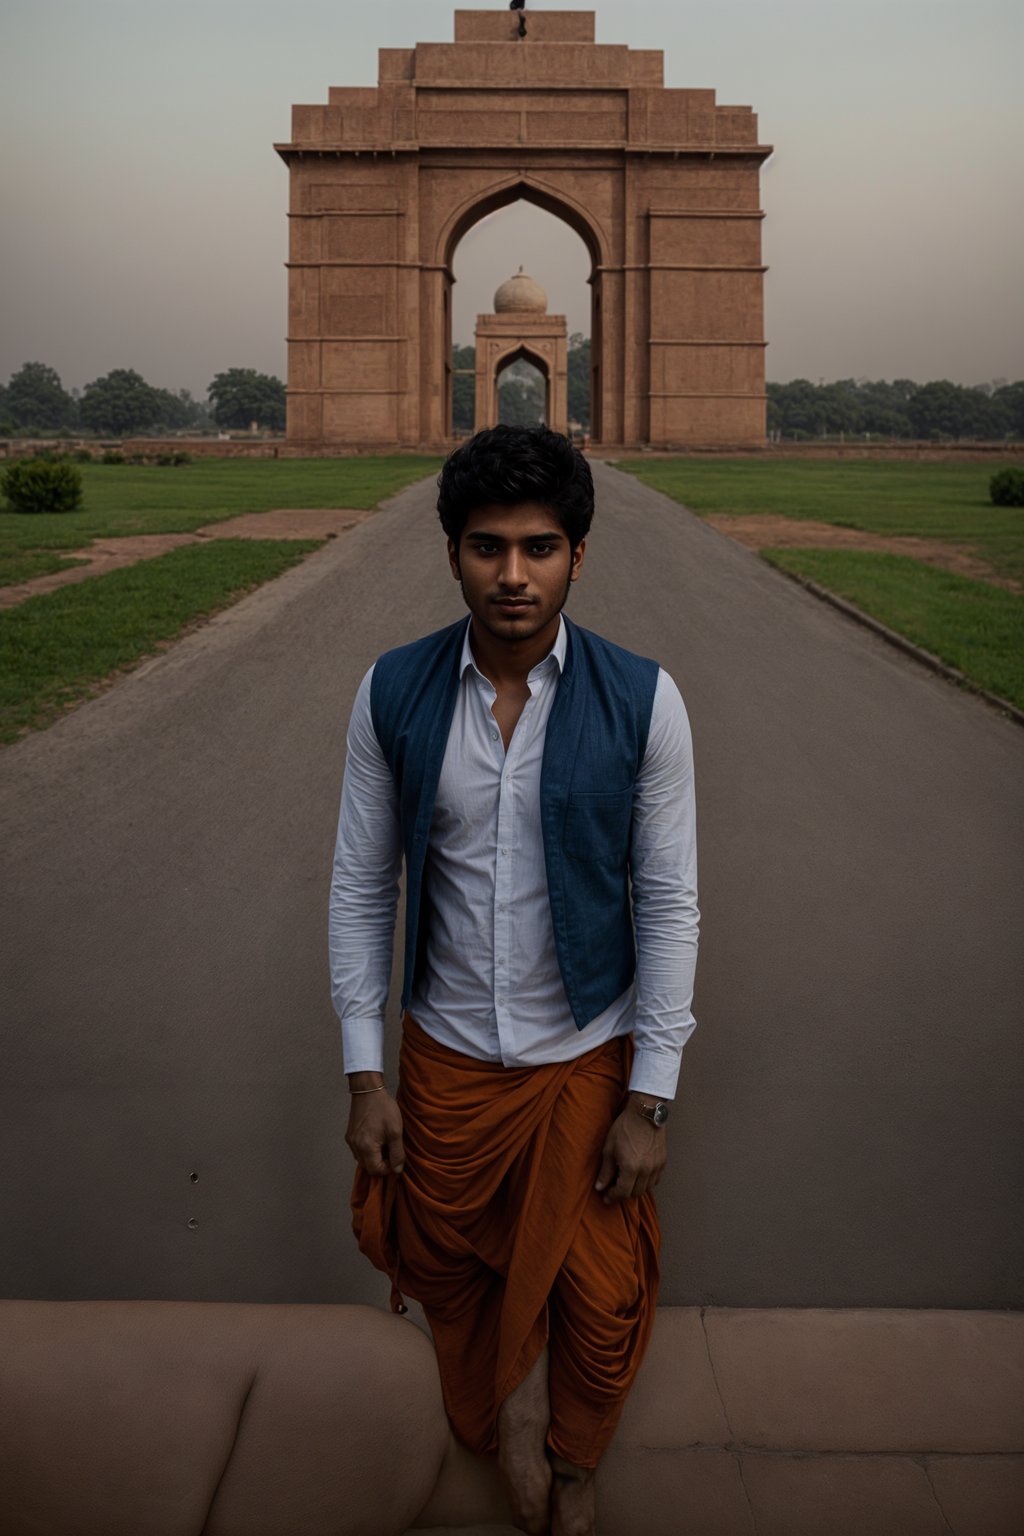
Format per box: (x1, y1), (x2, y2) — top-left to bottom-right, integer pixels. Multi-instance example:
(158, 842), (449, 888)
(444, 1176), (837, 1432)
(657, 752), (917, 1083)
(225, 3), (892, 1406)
(493, 266), (548, 314)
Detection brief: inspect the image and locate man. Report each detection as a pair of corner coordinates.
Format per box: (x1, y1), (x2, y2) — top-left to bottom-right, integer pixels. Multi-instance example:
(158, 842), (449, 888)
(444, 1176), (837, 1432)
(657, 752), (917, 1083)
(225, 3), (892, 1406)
(329, 425), (699, 1536)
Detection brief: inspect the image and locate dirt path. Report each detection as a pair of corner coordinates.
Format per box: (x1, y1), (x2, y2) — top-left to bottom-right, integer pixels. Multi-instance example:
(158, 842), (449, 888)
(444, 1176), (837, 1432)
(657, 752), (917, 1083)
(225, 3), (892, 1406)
(702, 513), (1021, 592)
(0, 507), (376, 611)
(4, 504), (1018, 611)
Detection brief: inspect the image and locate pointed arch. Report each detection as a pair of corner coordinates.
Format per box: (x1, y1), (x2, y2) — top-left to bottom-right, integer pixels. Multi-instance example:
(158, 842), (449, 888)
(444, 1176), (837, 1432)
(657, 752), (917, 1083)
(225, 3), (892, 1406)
(493, 342), (552, 380)
(494, 345), (551, 427)
(441, 176), (601, 441)
(437, 174), (608, 275)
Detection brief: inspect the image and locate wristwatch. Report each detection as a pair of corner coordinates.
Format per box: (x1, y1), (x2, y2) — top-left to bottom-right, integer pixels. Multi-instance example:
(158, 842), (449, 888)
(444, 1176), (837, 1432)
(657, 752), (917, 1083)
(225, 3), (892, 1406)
(632, 1096), (670, 1128)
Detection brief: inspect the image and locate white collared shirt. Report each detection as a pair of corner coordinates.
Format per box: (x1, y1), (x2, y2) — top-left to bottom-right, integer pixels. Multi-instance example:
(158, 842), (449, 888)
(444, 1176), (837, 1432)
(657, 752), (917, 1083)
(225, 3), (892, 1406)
(329, 615), (699, 1099)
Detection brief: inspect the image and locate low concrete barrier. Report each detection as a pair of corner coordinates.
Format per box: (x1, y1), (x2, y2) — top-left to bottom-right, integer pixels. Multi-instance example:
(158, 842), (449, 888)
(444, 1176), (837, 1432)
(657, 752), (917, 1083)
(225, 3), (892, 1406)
(1, 1301), (1019, 1534)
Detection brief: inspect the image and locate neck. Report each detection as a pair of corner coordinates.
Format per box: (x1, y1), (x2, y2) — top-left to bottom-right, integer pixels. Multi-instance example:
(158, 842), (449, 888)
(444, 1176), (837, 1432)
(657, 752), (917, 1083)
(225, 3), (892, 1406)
(468, 612), (562, 687)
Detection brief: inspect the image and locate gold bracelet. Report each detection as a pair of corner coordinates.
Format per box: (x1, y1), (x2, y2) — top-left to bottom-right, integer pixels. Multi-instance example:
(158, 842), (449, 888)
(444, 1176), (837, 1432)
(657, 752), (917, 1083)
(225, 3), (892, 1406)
(350, 1084), (387, 1096)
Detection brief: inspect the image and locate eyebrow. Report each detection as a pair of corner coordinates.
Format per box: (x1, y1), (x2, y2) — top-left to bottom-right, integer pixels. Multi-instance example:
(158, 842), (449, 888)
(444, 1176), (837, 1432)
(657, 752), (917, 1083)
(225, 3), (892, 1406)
(463, 529), (565, 544)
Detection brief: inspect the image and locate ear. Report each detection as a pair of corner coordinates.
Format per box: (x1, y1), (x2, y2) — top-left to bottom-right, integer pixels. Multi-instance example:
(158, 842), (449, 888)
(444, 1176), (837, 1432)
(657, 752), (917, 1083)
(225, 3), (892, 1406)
(447, 536), (460, 580)
(570, 538), (586, 581)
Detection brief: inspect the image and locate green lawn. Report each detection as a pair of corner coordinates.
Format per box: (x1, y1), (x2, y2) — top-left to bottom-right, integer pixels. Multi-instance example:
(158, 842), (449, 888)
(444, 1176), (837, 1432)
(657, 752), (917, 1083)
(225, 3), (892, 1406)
(763, 549), (1024, 711)
(9, 550), (92, 584)
(614, 458), (1024, 584)
(0, 456), (441, 585)
(615, 457), (1024, 712)
(0, 539), (320, 744)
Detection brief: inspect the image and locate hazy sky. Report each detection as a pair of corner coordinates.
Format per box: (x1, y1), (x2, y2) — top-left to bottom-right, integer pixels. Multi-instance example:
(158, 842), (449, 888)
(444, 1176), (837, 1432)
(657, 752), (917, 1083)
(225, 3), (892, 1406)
(2, 0), (1021, 398)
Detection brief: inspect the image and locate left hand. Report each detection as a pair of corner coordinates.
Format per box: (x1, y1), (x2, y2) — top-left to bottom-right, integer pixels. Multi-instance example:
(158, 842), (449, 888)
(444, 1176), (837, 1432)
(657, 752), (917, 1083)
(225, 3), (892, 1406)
(594, 1100), (668, 1205)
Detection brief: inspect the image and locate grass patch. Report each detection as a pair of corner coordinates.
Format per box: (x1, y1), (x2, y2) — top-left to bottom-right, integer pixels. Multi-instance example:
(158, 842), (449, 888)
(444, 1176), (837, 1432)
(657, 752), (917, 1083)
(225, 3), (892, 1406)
(614, 457), (1024, 710)
(762, 548), (1024, 710)
(614, 458), (1024, 584)
(2, 550), (91, 585)
(0, 537), (320, 744)
(0, 455), (441, 586)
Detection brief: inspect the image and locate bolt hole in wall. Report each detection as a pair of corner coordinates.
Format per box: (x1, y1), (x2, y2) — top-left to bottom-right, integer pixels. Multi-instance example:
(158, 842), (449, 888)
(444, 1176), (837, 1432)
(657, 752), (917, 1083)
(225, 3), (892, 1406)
(450, 201), (593, 438)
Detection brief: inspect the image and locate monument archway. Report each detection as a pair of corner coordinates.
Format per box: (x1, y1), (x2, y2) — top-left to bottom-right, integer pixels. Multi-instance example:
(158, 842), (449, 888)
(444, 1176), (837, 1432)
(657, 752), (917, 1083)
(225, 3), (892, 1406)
(474, 267), (569, 435)
(495, 351), (550, 429)
(276, 8), (772, 450)
(495, 348), (551, 427)
(450, 189), (596, 438)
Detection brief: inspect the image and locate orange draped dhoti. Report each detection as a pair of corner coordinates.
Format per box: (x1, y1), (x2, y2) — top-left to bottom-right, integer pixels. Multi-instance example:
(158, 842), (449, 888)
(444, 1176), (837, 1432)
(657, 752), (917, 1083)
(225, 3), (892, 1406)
(351, 1012), (661, 1468)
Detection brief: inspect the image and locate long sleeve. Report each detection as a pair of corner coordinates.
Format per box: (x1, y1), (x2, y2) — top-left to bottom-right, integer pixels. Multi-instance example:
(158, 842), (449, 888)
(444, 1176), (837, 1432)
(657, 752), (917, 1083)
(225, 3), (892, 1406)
(626, 667), (700, 1099)
(328, 665), (404, 1076)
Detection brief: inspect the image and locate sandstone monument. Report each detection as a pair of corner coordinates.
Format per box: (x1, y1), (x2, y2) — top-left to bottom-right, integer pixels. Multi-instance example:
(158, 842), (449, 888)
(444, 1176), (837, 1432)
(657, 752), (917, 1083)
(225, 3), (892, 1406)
(475, 268), (569, 435)
(275, 8), (772, 451)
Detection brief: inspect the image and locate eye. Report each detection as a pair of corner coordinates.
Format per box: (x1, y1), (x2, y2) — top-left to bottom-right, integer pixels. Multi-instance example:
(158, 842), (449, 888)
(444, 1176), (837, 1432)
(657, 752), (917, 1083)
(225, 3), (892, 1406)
(528, 543), (556, 556)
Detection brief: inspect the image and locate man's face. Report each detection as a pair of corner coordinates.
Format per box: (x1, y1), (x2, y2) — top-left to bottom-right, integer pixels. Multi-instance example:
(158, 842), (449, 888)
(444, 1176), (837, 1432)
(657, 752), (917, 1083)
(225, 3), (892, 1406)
(448, 502), (585, 645)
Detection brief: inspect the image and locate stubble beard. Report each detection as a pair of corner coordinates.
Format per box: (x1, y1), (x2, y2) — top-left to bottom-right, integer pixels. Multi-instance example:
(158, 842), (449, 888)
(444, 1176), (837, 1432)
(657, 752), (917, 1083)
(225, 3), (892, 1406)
(458, 569), (575, 645)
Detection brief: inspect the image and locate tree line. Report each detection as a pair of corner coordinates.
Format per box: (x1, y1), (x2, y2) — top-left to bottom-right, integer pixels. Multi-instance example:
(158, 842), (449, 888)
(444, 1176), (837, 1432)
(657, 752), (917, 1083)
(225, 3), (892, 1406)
(6, 356), (1022, 442)
(0, 363), (286, 436)
(767, 377), (1024, 441)
(455, 344), (1023, 441)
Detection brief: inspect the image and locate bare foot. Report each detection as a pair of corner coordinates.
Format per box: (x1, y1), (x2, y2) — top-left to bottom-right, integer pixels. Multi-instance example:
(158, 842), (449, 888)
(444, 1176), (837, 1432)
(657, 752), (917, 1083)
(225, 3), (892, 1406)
(497, 1345), (553, 1535)
(550, 1453), (596, 1536)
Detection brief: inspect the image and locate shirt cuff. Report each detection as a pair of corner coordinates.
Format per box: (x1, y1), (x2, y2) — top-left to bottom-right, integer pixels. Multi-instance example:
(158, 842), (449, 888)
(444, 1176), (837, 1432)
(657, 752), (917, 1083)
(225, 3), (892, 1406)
(341, 1016), (385, 1077)
(627, 1044), (684, 1100)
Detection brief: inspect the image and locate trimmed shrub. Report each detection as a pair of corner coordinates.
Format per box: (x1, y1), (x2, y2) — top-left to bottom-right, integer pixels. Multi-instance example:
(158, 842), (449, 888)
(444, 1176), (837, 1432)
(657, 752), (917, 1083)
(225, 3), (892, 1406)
(73, 448), (94, 463)
(989, 468), (1024, 507)
(100, 449), (126, 465)
(154, 453), (176, 466)
(1, 458), (84, 515)
(172, 451), (192, 465)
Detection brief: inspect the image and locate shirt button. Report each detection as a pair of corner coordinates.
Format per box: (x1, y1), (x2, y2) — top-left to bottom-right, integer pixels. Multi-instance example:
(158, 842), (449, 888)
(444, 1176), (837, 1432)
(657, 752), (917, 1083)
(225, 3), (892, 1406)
(500, 848), (508, 856)
(491, 730), (499, 740)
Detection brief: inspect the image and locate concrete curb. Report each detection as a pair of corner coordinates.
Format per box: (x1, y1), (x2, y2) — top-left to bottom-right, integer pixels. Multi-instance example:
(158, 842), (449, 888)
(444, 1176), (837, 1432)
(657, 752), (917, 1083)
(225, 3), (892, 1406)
(412, 1308), (1024, 1535)
(765, 561), (1024, 729)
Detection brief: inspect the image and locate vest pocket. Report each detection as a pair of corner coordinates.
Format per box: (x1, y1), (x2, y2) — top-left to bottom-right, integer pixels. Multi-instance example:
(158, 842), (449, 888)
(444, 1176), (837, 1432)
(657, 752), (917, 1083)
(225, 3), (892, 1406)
(564, 786), (634, 866)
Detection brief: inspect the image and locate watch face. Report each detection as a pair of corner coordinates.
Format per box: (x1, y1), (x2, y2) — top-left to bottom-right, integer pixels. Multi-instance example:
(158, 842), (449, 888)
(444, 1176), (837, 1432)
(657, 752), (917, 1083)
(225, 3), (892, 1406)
(653, 1102), (669, 1126)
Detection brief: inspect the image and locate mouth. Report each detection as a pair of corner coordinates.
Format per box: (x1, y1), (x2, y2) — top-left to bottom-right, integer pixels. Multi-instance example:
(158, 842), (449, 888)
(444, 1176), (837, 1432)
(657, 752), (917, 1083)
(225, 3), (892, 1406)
(491, 598), (535, 614)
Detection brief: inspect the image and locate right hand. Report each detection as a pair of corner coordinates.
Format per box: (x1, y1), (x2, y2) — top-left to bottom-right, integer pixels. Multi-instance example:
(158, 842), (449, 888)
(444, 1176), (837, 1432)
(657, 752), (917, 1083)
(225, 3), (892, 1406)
(345, 1083), (406, 1178)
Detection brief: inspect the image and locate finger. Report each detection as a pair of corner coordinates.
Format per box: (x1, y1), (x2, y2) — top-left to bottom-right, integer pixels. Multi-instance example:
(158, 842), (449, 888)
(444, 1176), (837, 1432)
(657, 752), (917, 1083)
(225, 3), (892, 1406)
(387, 1133), (406, 1175)
(603, 1170), (636, 1205)
(358, 1144), (390, 1177)
(594, 1150), (616, 1193)
(633, 1175), (650, 1200)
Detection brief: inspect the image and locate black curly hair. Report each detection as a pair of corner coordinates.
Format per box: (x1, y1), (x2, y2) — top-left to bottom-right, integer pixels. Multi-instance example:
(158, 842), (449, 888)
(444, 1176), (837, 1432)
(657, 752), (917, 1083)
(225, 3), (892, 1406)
(437, 425), (594, 549)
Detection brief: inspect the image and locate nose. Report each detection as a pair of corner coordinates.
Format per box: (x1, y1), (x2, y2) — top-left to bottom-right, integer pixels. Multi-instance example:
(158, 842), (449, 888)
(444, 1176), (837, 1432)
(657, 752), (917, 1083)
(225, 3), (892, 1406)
(498, 548), (527, 589)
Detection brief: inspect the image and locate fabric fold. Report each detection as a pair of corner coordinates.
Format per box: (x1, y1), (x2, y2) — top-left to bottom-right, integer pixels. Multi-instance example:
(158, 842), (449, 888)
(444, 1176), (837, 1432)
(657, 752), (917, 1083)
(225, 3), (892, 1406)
(351, 1012), (661, 1465)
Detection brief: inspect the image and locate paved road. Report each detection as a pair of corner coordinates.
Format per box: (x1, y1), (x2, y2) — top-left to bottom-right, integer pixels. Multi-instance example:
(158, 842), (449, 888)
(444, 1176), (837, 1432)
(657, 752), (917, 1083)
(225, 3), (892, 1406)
(2, 463), (1021, 1308)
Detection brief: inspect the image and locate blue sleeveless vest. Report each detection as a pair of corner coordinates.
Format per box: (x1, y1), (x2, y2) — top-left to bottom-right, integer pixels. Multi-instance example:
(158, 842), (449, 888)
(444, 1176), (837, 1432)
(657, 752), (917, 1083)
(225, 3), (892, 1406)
(370, 616), (659, 1031)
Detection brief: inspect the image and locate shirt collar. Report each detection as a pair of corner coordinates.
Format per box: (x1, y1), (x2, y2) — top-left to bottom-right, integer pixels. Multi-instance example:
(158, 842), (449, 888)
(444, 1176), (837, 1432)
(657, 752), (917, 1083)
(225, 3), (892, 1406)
(460, 612), (567, 681)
